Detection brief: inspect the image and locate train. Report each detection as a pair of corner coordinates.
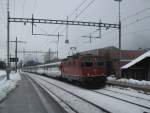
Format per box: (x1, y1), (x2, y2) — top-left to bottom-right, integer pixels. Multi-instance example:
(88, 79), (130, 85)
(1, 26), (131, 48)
(22, 54), (107, 87)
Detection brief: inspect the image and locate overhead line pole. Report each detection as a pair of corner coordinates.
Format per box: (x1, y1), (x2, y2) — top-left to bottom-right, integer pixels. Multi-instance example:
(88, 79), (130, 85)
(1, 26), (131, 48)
(10, 37), (26, 72)
(6, 0), (10, 80)
(114, 0), (122, 77)
(119, 0), (122, 77)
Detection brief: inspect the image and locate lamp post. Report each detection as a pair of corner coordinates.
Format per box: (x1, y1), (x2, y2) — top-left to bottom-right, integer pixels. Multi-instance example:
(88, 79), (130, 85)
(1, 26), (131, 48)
(114, 0), (122, 77)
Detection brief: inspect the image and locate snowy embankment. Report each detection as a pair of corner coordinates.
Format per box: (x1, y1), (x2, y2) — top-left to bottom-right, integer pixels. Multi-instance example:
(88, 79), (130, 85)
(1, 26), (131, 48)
(107, 76), (150, 87)
(0, 70), (21, 102)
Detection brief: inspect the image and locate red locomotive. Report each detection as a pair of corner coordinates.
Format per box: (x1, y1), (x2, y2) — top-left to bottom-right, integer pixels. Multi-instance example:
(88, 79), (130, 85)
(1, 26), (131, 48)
(61, 54), (106, 86)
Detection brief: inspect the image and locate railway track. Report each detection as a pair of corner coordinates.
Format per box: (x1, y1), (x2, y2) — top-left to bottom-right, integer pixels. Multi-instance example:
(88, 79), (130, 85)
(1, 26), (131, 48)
(28, 75), (110, 113)
(102, 88), (150, 101)
(106, 81), (150, 93)
(91, 90), (150, 110)
(25, 73), (150, 113)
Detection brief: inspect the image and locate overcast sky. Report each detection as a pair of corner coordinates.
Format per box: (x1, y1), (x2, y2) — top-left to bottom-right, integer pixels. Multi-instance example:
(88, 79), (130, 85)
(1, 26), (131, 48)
(0, 0), (150, 62)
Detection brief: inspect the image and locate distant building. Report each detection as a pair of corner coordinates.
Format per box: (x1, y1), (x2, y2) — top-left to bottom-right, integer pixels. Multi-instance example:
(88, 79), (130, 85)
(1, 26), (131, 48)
(122, 51), (150, 81)
(80, 46), (146, 77)
(0, 61), (6, 69)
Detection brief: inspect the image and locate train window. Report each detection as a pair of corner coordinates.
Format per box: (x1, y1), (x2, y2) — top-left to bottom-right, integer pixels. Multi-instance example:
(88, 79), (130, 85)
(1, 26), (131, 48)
(81, 57), (94, 67)
(85, 62), (93, 67)
(96, 58), (105, 66)
(81, 62), (93, 67)
(97, 62), (105, 66)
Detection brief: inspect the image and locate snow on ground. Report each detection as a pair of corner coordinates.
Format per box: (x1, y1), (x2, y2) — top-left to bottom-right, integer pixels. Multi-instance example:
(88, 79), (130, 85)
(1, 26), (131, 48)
(27, 72), (150, 113)
(0, 70), (7, 77)
(104, 85), (150, 100)
(107, 76), (150, 86)
(0, 70), (21, 102)
(95, 88), (150, 108)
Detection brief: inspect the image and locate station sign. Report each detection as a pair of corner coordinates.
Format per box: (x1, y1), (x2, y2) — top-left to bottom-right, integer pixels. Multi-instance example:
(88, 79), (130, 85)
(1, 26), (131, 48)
(10, 58), (19, 62)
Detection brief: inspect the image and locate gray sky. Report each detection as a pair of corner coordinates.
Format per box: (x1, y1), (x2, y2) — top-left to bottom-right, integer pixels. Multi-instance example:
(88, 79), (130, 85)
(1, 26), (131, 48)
(0, 0), (150, 62)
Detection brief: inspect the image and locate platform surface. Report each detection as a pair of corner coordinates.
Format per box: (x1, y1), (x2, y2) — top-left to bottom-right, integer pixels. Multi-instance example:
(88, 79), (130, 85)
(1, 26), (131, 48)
(0, 73), (67, 113)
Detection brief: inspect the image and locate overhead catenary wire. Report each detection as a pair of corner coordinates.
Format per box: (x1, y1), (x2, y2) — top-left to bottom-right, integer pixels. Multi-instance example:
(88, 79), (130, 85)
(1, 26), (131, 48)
(22, 0), (26, 17)
(123, 15), (150, 28)
(85, 7), (150, 39)
(41, 0), (91, 50)
(121, 7), (150, 21)
(36, 0), (96, 52)
(76, 0), (96, 19)
(0, 0), (6, 28)
(52, 0), (89, 34)
(13, 0), (16, 16)
(87, 7), (150, 35)
(59, 0), (96, 35)
(0, 0), (4, 18)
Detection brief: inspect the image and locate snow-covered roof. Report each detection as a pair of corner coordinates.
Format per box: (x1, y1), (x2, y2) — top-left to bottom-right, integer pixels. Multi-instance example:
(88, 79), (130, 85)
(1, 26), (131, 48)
(121, 51), (150, 69)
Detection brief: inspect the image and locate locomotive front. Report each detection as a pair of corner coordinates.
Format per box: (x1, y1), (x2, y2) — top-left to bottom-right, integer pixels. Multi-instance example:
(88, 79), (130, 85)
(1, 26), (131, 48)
(80, 55), (106, 86)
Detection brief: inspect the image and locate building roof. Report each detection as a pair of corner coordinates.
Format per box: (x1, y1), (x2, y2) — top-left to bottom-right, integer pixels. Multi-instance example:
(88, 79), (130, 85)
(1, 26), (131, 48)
(80, 46), (145, 60)
(121, 51), (150, 69)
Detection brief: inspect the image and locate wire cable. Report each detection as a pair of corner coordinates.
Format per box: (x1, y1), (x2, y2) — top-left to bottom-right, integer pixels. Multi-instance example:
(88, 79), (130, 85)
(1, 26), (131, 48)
(76, 0), (95, 19)
(52, 0), (89, 34)
(122, 7), (150, 21)
(85, 7), (150, 38)
(41, 0), (90, 50)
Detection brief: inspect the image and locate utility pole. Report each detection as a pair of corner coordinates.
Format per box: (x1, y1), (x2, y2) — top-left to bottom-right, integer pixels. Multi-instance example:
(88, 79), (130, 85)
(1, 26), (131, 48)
(57, 32), (60, 59)
(10, 37), (26, 72)
(114, 0), (122, 77)
(6, 0), (10, 80)
(65, 16), (69, 44)
(15, 37), (17, 72)
(49, 48), (51, 62)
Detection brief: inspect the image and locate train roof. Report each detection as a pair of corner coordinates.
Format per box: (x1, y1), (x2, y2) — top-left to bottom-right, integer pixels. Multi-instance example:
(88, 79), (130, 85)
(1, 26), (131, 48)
(24, 61), (61, 68)
(44, 61), (61, 66)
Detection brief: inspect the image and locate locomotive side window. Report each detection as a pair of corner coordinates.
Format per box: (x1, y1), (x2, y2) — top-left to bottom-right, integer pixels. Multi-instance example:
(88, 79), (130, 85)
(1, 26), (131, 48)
(85, 62), (93, 67)
(97, 62), (105, 66)
(81, 57), (93, 67)
(96, 58), (105, 66)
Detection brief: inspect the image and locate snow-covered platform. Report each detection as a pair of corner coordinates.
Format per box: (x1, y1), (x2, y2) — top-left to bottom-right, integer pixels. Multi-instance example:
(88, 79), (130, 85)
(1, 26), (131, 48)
(0, 72), (67, 113)
(107, 77), (150, 92)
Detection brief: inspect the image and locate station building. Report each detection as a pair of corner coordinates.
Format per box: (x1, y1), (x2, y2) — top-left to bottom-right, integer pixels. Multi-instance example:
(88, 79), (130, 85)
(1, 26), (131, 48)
(121, 51), (150, 81)
(80, 46), (146, 77)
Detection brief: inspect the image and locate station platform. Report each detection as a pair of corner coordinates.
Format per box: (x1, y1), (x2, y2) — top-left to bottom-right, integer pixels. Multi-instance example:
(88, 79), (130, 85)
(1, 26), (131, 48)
(0, 73), (67, 113)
